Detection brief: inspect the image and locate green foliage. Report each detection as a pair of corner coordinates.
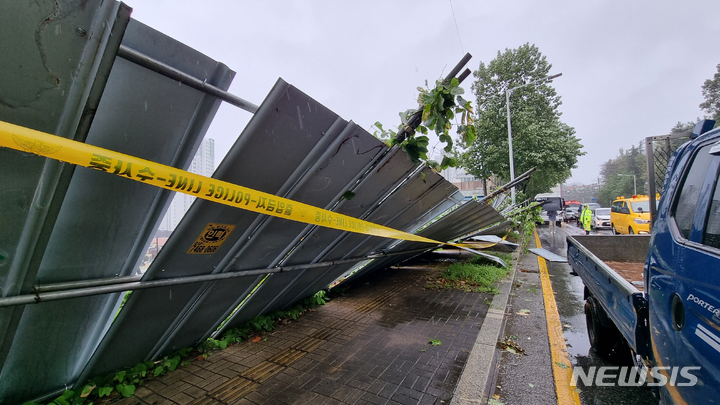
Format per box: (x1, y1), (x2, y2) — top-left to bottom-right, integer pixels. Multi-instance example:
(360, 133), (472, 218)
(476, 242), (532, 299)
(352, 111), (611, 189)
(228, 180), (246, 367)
(427, 251), (510, 293)
(597, 144), (647, 206)
(115, 384), (135, 398)
(249, 315), (276, 332)
(700, 63), (720, 125)
(50, 391), (74, 405)
(373, 77), (475, 171)
(461, 43), (584, 197)
(301, 290), (330, 306)
(506, 205), (542, 251)
(429, 339), (442, 346)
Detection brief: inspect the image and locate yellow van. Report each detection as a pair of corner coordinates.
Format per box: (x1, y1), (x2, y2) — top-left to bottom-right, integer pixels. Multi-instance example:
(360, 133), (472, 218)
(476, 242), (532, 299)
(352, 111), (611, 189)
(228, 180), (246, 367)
(610, 195), (656, 234)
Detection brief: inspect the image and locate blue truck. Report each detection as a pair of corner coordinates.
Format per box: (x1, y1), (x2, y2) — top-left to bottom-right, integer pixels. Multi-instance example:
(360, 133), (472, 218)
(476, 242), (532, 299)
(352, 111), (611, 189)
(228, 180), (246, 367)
(567, 120), (720, 404)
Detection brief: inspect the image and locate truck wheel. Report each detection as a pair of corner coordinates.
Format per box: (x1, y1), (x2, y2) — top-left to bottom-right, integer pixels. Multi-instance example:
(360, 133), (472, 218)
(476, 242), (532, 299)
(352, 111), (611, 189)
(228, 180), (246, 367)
(628, 227), (634, 234)
(585, 297), (629, 360)
(612, 224), (618, 235)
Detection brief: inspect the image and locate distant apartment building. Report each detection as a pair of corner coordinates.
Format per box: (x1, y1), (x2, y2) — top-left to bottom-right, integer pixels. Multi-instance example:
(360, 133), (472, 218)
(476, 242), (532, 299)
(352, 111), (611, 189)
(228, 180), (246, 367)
(158, 138), (215, 231)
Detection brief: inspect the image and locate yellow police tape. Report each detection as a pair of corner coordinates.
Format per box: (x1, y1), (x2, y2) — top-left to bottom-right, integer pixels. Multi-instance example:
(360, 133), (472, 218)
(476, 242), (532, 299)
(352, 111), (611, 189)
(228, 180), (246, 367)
(0, 120), (503, 251)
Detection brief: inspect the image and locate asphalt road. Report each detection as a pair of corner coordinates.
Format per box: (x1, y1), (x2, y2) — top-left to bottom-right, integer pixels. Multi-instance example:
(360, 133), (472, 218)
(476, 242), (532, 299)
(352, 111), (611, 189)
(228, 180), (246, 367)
(537, 223), (657, 405)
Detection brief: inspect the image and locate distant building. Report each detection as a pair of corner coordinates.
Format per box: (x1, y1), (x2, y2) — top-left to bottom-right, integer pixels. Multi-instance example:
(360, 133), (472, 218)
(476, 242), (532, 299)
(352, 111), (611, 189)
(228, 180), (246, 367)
(439, 166), (494, 199)
(158, 138), (215, 232)
(561, 182), (599, 204)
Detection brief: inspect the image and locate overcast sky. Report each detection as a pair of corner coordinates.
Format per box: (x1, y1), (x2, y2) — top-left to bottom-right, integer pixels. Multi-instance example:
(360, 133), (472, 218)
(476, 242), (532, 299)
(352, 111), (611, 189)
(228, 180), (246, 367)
(132, 0), (719, 185)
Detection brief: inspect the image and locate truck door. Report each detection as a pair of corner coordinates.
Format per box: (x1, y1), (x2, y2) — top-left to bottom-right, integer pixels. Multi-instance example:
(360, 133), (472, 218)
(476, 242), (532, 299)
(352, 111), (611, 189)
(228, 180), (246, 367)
(649, 140), (720, 404)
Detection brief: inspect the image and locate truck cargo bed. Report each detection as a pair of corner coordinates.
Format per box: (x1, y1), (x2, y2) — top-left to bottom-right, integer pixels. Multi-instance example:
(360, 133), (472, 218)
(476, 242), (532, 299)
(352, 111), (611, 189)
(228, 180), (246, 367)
(566, 235), (650, 354)
(603, 261), (645, 290)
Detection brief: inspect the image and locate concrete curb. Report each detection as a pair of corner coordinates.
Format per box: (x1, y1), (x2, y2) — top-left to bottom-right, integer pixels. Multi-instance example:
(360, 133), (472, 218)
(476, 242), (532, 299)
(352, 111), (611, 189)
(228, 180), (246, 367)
(450, 247), (522, 405)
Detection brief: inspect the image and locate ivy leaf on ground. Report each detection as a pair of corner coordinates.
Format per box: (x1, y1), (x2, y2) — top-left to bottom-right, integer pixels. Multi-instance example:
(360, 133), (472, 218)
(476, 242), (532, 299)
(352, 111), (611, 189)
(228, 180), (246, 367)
(116, 383), (136, 398)
(97, 386), (113, 397)
(80, 384), (95, 398)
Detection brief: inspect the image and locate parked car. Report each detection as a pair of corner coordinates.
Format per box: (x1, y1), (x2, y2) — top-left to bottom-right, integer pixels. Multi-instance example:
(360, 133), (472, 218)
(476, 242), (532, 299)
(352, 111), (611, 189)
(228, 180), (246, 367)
(610, 195), (656, 234)
(563, 206), (580, 222)
(591, 207), (611, 229)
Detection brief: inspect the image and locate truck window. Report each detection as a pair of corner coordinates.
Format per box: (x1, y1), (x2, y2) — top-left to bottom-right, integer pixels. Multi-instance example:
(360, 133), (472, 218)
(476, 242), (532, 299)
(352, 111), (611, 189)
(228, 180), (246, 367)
(703, 170), (720, 248)
(672, 144), (714, 240)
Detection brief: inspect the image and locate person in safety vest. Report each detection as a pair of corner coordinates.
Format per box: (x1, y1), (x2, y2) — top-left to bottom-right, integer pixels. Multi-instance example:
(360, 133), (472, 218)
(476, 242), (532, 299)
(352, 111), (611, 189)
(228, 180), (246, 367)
(580, 204), (592, 235)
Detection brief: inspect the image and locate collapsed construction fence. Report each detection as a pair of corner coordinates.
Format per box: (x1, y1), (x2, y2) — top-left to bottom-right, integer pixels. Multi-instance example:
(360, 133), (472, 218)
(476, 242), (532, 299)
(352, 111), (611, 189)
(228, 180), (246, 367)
(0, 2), (524, 403)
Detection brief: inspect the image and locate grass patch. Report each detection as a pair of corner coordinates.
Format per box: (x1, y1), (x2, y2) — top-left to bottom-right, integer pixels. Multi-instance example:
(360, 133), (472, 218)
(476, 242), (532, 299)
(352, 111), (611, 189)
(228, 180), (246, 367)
(426, 252), (512, 294)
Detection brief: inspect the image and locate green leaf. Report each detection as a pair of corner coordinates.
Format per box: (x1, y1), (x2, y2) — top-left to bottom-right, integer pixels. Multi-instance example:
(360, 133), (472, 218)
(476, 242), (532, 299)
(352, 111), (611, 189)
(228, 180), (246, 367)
(420, 92), (434, 105)
(97, 386), (113, 398)
(52, 398), (70, 405)
(429, 339), (442, 346)
(116, 384), (135, 398)
(153, 366), (165, 377)
(421, 104), (432, 121)
(341, 191), (355, 201)
(450, 86), (464, 96)
(440, 156), (457, 168)
(420, 172), (426, 183)
(463, 126), (477, 145)
(178, 347), (192, 357)
(554, 362), (569, 369)
(167, 356), (181, 371)
(414, 136), (429, 147)
(115, 371), (126, 383)
(80, 385), (95, 398)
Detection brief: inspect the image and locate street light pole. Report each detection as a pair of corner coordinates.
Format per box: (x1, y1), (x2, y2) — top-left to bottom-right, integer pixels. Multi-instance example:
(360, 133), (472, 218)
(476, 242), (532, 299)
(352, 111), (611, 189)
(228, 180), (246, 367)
(618, 174), (637, 196)
(506, 73), (562, 205)
(506, 89), (515, 204)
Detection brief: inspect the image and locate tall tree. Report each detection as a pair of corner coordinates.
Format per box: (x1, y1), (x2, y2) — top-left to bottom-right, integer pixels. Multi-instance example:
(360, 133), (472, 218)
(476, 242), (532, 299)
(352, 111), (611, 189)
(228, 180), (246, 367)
(700, 64), (720, 125)
(597, 144), (647, 206)
(461, 44), (583, 198)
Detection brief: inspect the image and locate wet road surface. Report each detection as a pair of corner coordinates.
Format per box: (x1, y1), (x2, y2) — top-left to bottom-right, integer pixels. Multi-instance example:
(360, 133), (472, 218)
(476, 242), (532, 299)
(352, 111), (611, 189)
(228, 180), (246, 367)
(538, 223), (657, 405)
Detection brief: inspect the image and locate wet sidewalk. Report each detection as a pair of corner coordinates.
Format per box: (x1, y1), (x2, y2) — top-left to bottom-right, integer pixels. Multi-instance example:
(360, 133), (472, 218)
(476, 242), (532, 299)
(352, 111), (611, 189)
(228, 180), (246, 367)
(120, 254), (496, 405)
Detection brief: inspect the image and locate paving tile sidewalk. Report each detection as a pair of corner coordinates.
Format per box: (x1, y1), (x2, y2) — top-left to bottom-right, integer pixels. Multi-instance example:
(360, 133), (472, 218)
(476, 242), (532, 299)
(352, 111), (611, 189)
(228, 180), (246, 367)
(117, 254), (494, 405)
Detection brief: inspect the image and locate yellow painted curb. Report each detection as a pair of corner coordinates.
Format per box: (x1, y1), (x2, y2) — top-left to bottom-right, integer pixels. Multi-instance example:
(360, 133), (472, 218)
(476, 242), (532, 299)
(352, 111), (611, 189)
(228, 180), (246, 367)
(534, 228), (581, 405)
